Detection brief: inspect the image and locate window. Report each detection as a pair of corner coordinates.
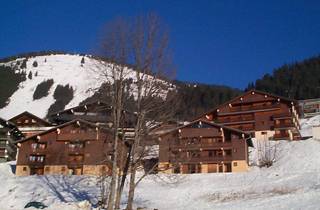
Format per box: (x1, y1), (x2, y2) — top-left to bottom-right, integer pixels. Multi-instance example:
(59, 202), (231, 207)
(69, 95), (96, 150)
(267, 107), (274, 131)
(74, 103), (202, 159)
(29, 155), (45, 162)
(25, 119), (29, 123)
(208, 151), (213, 157)
(23, 167), (27, 171)
(31, 143), (46, 150)
(31, 143), (37, 150)
(69, 142), (84, 150)
(45, 167), (50, 172)
(233, 162), (238, 167)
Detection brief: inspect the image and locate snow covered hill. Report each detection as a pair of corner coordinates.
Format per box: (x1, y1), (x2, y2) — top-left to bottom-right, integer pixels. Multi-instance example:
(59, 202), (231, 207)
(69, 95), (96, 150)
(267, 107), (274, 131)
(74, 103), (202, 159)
(0, 53), (170, 119)
(0, 117), (320, 210)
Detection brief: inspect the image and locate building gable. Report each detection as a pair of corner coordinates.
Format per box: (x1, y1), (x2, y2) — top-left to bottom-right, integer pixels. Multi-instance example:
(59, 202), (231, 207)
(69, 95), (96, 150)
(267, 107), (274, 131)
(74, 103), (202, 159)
(9, 112), (51, 127)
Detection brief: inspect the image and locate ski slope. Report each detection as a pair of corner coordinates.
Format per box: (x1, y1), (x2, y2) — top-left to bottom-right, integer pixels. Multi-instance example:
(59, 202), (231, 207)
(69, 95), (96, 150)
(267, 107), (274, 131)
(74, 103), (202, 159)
(0, 54), (171, 120)
(0, 117), (320, 210)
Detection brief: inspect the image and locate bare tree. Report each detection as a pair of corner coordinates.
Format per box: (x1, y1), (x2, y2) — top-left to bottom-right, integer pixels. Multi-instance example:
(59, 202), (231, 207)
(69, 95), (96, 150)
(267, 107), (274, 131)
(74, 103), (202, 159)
(256, 134), (279, 167)
(97, 14), (176, 210)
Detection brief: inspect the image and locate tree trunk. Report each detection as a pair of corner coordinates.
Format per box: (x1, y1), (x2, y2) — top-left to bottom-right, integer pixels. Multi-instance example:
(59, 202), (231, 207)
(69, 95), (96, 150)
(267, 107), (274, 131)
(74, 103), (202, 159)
(115, 144), (132, 209)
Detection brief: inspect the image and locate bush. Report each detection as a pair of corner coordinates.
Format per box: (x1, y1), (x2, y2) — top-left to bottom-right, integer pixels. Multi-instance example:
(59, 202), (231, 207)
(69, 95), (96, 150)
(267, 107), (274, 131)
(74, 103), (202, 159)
(33, 79), (54, 100)
(32, 61), (38, 67)
(0, 65), (26, 108)
(47, 84), (74, 115)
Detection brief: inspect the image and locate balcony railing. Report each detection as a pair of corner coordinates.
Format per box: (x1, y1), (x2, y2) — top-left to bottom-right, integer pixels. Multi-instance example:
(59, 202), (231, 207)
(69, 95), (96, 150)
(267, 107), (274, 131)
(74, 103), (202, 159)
(274, 123), (294, 129)
(0, 143), (7, 148)
(68, 147), (85, 154)
(170, 141), (232, 150)
(219, 103), (280, 116)
(217, 116), (254, 124)
(172, 156), (233, 163)
(273, 133), (290, 139)
(57, 132), (97, 141)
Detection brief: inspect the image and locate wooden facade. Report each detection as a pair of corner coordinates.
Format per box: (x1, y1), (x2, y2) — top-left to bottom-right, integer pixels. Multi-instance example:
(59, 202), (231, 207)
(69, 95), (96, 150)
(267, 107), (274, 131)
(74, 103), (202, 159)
(199, 90), (301, 140)
(0, 118), (24, 162)
(9, 111), (52, 138)
(15, 119), (127, 176)
(299, 98), (320, 118)
(159, 119), (252, 174)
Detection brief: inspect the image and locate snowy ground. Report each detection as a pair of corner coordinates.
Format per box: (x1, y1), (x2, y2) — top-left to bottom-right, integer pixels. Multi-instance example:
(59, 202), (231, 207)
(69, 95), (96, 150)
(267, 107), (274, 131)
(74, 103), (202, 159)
(1, 117), (320, 210)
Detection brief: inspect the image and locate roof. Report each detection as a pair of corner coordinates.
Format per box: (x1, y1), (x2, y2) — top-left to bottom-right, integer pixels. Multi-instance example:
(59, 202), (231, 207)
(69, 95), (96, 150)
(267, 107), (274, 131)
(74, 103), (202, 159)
(9, 111), (51, 126)
(49, 100), (111, 117)
(16, 118), (111, 143)
(159, 119), (253, 147)
(196, 89), (298, 120)
(0, 117), (17, 129)
(0, 117), (25, 139)
(168, 119), (251, 135)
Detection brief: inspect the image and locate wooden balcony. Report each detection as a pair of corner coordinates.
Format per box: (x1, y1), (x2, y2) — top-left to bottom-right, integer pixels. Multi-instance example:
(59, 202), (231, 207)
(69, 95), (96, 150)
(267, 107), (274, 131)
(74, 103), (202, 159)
(57, 132), (97, 141)
(68, 147), (85, 154)
(217, 115), (254, 124)
(273, 133), (290, 139)
(180, 128), (222, 138)
(172, 156), (233, 163)
(170, 141), (232, 150)
(0, 142), (7, 148)
(219, 104), (280, 116)
(274, 123), (295, 129)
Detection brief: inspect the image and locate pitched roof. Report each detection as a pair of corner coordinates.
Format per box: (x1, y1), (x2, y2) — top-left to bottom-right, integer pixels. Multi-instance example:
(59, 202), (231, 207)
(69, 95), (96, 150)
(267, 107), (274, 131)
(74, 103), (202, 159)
(0, 117), (25, 139)
(9, 111), (51, 126)
(196, 89), (297, 120)
(48, 101), (111, 117)
(16, 118), (111, 143)
(159, 119), (253, 147)
(167, 119), (250, 135)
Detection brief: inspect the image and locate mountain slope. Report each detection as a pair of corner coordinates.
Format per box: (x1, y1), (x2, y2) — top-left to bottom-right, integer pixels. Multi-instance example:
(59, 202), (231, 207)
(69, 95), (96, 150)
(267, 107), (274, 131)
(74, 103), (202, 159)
(0, 52), (241, 121)
(247, 55), (320, 100)
(0, 54), (105, 119)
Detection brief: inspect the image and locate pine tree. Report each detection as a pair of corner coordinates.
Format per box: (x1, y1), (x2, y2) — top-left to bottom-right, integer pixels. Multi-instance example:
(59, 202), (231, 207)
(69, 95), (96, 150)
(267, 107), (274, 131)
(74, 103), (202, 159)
(28, 71), (33, 80)
(32, 61), (38, 67)
(81, 57), (85, 66)
(21, 59), (27, 69)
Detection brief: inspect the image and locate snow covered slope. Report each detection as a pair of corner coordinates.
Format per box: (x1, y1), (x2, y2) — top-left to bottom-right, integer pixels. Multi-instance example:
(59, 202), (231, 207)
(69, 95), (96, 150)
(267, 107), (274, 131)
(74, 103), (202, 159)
(0, 54), (104, 119)
(0, 53), (170, 119)
(0, 117), (320, 210)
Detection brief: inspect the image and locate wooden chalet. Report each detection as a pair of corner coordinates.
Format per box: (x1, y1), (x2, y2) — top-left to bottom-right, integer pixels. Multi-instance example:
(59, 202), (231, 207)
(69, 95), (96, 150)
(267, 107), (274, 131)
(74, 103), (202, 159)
(159, 119), (253, 174)
(9, 111), (53, 138)
(0, 118), (24, 162)
(299, 98), (320, 118)
(199, 90), (301, 140)
(48, 101), (136, 128)
(15, 119), (127, 176)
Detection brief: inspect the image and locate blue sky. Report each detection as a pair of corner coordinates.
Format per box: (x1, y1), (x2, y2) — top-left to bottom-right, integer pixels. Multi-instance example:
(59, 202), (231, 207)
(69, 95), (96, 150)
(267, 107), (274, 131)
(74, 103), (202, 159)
(1, 0), (320, 89)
